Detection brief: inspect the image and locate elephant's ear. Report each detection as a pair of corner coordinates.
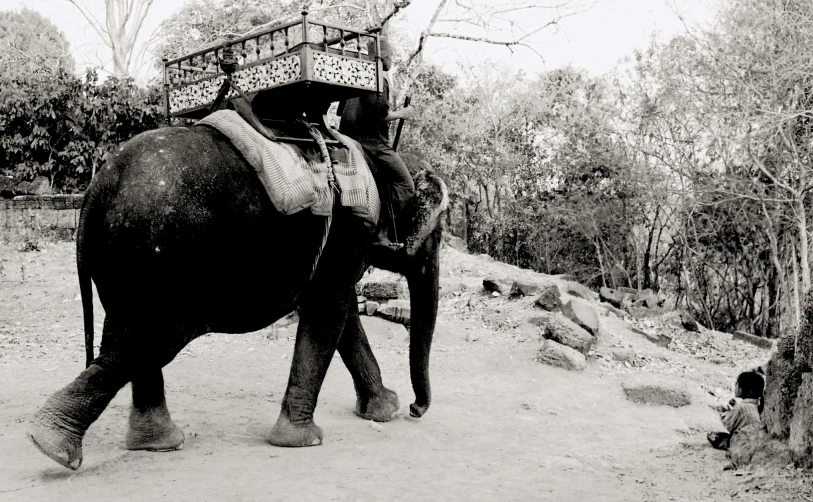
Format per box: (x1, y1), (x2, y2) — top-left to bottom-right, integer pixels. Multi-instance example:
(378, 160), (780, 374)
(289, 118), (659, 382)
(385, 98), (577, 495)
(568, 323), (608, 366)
(404, 170), (449, 256)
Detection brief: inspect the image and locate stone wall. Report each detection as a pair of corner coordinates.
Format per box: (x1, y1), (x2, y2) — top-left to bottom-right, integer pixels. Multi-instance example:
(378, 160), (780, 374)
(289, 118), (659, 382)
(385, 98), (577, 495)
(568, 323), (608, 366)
(0, 195), (84, 243)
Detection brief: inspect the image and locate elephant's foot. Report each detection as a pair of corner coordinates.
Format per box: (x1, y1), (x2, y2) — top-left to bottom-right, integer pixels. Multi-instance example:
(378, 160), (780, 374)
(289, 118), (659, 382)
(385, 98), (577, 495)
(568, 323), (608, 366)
(27, 413), (84, 470)
(268, 412), (323, 447)
(355, 388), (400, 422)
(125, 406), (185, 451)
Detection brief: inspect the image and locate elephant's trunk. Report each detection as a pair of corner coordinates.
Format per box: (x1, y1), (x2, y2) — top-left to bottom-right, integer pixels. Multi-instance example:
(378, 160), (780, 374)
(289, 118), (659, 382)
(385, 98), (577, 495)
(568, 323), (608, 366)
(406, 227), (441, 418)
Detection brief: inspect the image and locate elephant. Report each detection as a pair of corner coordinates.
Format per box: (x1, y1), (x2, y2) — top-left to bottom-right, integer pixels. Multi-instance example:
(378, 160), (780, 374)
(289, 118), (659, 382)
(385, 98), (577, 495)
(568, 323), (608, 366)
(26, 122), (447, 470)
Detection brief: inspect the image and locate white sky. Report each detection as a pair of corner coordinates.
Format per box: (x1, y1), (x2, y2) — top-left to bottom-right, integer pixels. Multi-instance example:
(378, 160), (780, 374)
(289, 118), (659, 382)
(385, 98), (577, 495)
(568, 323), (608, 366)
(3, 0), (716, 81)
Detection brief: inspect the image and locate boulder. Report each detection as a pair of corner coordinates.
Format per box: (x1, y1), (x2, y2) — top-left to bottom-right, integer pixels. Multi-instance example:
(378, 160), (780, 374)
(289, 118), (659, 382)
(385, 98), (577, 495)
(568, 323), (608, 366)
(622, 381), (690, 407)
(729, 424), (793, 467)
(626, 306), (666, 319)
(509, 281), (539, 299)
(365, 301), (380, 316)
(374, 300), (411, 326)
(733, 330), (774, 350)
(482, 277), (506, 295)
(763, 335), (803, 438)
(564, 282), (596, 301)
(534, 315), (595, 355)
(599, 287), (627, 308)
(561, 298), (599, 337)
(630, 326), (671, 348)
(362, 281), (399, 300)
(633, 289), (659, 308)
(680, 311), (699, 332)
(612, 348), (636, 363)
(536, 340), (586, 371)
(534, 285), (562, 312)
(790, 373), (813, 464)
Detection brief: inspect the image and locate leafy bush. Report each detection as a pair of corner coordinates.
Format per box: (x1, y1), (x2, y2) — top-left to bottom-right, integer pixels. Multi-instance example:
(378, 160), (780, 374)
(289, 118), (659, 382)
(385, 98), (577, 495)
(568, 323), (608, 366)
(0, 69), (161, 192)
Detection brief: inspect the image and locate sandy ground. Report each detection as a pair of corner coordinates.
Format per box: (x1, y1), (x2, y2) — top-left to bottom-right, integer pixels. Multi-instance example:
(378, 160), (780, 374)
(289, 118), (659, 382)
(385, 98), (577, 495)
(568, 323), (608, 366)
(1, 242), (812, 501)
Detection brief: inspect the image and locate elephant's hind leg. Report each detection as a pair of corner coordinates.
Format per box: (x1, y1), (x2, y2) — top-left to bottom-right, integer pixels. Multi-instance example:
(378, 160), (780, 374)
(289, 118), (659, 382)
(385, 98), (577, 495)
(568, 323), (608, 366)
(126, 369), (185, 451)
(338, 313), (399, 422)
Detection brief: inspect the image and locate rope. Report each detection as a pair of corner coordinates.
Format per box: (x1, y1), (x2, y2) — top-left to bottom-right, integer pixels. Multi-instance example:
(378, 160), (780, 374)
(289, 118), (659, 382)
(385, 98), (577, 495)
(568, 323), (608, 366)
(301, 121), (338, 283)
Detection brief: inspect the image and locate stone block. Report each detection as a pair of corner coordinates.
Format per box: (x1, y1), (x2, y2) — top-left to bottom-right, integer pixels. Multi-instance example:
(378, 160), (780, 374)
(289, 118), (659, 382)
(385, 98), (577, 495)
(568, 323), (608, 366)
(534, 285), (562, 312)
(599, 287), (626, 308)
(374, 299), (410, 326)
(733, 331), (774, 350)
(561, 298), (598, 336)
(626, 306), (665, 319)
(536, 340), (586, 371)
(533, 314), (595, 355)
(681, 311), (699, 332)
(482, 277), (506, 295)
(565, 282), (596, 301)
(622, 381), (690, 407)
(365, 301), (380, 316)
(508, 281), (539, 298)
(630, 326), (671, 348)
(362, 281), (399, 300)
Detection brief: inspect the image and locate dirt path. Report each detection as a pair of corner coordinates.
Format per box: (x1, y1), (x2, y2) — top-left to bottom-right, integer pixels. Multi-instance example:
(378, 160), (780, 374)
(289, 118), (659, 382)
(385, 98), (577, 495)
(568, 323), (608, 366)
(0, 243), (808, 501)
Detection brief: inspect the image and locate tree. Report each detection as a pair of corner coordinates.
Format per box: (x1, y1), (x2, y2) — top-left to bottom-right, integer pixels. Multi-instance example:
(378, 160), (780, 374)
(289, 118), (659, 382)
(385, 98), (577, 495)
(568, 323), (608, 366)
(66, 0), (156, 78)
(0, 8), (74, 76)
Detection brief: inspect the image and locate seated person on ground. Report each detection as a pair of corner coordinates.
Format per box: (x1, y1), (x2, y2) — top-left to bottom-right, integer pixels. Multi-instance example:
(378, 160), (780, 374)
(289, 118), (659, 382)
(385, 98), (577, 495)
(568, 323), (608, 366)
(707, 370), (764, 450)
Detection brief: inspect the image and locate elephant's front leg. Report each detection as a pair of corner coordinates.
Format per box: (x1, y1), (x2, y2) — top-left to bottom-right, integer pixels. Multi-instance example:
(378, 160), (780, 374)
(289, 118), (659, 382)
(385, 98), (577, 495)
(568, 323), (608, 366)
(337, 312), (399, 422)
(268, 286), (354, 447)
(126, 369), (185, 451)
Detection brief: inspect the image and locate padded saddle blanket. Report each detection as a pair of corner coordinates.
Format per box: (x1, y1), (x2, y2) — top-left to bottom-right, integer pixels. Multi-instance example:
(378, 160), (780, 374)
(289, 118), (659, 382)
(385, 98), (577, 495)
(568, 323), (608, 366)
(197, 110), (379, 226)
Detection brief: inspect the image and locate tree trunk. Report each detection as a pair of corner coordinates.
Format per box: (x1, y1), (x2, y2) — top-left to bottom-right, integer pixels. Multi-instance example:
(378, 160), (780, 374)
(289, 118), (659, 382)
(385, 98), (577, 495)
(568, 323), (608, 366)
(798, 198), (811, 297)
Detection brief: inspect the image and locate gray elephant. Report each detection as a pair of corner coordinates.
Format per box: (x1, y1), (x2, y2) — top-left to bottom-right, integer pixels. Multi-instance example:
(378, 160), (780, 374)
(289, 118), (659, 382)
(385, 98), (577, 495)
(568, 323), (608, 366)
(27, 124), (447, 470)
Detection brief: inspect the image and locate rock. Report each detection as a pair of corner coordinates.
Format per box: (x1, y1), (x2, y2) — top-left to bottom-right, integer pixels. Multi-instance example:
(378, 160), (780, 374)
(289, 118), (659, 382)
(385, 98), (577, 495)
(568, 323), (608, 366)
(633, 289), (658, 308)
(365, 301), (380, 316)
(561, 298), (599, 337)
(534, 285), (562, 312)
(374, 300), (411, 326)
(362, 281), (399, 300)
(630, 326), (671, 348)
(564, 282), (596, 301)
(790, 373), (813, 464)
(357, 295), (367, 303)
(622, 381), (691, 407)
(599, 287), (627, 308)
(612, 348), (636, 363)
(617, 286), (638, 294)
(509, 281), (539, 299)
(603, 304), (627, 318)
(729, 424), (793, 467)
(491, 291), (501, 297)
(357, 303), (366, 314)
(534, 315), (595, 355)
(482, 278), (506, 294)
(355, 282), (363, 295)
(626, 306), (666, 319)
(763, 335), (802, 438)
(536, 340), (586, 371)
(732, 331), (774, 350)
(680, 311), (699, 332)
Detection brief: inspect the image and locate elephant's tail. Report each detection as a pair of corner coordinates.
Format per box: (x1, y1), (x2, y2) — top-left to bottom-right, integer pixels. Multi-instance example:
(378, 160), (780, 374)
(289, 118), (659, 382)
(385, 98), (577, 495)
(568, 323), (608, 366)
(77, 189), (96, 368)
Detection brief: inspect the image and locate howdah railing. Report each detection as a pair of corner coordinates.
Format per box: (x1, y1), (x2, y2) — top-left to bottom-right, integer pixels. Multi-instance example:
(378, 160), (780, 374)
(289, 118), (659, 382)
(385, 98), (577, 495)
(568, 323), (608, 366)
(163, 11), (384, 119)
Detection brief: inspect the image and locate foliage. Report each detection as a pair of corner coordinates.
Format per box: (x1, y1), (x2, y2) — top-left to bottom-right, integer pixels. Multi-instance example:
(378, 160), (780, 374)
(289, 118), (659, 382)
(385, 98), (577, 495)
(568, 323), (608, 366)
(0, 69), (161, 192)
(0, 7), (75, 76)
